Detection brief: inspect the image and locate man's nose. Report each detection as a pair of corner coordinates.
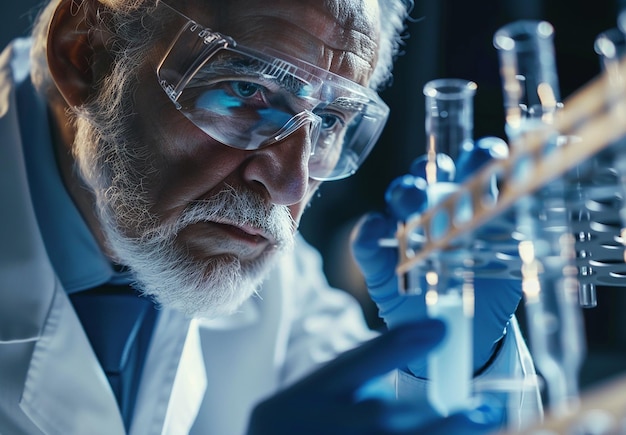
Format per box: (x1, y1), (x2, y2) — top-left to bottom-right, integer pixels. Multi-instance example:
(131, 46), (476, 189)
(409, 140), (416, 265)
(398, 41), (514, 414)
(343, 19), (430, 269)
(241, 124), (314, 206)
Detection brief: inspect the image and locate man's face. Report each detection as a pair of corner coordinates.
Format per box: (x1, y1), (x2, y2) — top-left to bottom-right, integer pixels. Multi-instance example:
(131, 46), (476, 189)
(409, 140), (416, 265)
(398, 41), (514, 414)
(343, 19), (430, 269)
(72, 0), (380, 317)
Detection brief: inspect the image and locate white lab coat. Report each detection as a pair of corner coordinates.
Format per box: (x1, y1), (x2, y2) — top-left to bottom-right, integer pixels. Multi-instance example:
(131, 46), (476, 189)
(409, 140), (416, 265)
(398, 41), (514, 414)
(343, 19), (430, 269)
(0, 38), (542, 435)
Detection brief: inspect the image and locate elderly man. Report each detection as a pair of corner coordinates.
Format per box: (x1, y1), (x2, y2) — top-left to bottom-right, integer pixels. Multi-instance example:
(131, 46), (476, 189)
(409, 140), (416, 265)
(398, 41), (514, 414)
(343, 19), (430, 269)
(0, 0), (540, 433)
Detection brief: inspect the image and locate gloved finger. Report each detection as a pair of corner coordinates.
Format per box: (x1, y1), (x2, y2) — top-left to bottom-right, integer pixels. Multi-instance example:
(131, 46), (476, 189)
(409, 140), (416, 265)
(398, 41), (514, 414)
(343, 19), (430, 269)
(384, 174), (428, 222)
(294, 319), (446, 396)
(252, 398), (434, 435)
(351, 212), (398, 289)
(455, 136), (509, 183)
(352, 212), (429, 330)
(473, 278), (522, 338)
(472, 277), (522, 371)
(281, 398), (440, 435)
(298, 395), (505, 435)
(253, 388), (503, 435)
(474, 278), (522, 319)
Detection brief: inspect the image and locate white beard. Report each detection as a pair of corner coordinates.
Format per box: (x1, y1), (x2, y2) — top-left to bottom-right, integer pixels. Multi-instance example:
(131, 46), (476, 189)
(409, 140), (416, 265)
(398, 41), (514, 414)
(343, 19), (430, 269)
(71, 58), (296, 319)
(101, 186), (296, 318)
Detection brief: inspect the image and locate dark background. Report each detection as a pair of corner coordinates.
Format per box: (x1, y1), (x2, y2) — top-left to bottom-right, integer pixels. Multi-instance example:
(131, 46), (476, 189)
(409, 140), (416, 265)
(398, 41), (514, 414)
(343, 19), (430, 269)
(4, 0), (626, 398)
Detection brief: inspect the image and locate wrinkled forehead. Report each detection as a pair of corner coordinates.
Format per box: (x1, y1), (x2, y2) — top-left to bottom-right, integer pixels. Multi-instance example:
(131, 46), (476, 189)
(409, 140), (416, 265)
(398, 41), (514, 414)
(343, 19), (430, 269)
(166, 0), (381, 85)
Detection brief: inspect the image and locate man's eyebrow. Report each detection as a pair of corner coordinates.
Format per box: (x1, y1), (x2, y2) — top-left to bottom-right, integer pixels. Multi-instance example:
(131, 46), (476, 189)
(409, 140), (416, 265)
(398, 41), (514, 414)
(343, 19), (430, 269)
(194, 56), (310, 94)
(329, 96), (367, 113)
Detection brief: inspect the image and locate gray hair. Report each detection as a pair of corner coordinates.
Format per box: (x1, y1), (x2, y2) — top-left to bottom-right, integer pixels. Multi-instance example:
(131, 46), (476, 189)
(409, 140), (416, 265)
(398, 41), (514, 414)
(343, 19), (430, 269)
(372, 0), (413, 89)
(30, 0), (412, 97)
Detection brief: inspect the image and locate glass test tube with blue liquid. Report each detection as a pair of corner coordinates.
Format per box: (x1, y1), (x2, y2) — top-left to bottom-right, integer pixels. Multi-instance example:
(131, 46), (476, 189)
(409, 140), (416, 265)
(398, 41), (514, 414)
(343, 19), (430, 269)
(419, 79), (477, 416)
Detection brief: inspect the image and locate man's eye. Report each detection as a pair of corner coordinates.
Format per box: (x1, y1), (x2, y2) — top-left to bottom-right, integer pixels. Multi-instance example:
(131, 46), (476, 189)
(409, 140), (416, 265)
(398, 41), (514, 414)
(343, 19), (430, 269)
(231, 81), (264, 98)
(319, 114), (343, 130)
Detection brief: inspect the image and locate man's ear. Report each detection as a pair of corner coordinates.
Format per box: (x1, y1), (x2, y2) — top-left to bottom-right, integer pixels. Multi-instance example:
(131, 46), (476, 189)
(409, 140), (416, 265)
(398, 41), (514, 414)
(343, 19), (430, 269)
(47, 0), (113, 107)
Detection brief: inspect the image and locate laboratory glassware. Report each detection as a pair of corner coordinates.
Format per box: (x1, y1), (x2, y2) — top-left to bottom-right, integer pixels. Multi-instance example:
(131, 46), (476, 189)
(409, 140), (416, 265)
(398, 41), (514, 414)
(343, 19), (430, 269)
(494, 20), (586, 415)
(419, 79), (477, 416)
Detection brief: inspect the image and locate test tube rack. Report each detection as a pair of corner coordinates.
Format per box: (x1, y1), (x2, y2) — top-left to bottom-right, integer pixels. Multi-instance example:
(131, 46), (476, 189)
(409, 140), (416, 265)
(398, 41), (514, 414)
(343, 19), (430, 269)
(394, 58), (626, 294)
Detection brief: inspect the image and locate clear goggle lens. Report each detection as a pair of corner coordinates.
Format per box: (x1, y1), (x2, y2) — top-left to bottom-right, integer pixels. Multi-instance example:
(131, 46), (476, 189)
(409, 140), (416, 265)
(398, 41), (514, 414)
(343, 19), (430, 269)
(156, 5), (389, 181)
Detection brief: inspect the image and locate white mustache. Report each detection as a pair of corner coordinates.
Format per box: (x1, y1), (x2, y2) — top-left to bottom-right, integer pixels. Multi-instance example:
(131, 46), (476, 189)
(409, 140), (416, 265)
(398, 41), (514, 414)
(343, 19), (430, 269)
(173, 186), (296, 248)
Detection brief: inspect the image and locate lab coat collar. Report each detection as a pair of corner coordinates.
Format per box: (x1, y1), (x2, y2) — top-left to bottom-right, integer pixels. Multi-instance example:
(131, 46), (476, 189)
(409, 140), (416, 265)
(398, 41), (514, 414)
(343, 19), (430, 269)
(132, 315), (207, 435)
(19, 282), (127, 434)
(18, 286), (206, 435)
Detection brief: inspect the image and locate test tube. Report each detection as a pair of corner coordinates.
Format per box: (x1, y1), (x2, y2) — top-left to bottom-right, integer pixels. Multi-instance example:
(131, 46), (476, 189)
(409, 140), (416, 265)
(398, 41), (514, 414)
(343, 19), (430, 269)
(420, 79), (476, 416)
(494, 20), (586, 415)
(493, 20), (560, 142)
(423, 78), (477, 164)
(425, 248), (473, 416)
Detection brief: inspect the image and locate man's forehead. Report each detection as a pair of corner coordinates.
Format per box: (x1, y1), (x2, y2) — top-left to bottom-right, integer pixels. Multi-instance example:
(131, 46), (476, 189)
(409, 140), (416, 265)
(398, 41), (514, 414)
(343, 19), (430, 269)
(176, 0), (380, 83)
(178, 0), (378, 24)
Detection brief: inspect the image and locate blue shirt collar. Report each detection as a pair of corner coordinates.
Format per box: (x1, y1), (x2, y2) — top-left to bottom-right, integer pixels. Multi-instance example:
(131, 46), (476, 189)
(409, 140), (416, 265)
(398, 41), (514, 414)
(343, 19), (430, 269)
(17, 65), (129, 293)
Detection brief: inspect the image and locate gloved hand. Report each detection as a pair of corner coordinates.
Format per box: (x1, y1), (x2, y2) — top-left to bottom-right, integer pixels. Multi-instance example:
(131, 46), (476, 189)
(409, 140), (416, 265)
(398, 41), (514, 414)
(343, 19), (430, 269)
(351, 137), (521, 376)
(247, 320), (505, 435)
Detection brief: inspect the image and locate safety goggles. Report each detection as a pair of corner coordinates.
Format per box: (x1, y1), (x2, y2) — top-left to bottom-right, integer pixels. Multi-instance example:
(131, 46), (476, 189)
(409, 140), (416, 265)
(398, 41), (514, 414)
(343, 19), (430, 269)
(155, 2), (390, 181)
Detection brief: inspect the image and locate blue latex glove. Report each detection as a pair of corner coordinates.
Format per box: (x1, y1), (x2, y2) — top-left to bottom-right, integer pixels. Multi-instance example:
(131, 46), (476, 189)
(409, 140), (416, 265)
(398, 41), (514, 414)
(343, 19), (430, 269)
(247, 320), (505, 435)
(352, 137), (521, 376)
(352, 212), (521, 377)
